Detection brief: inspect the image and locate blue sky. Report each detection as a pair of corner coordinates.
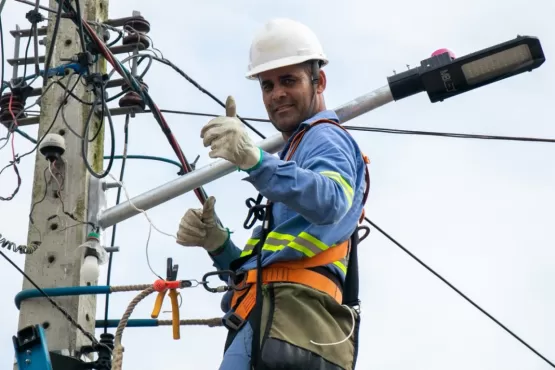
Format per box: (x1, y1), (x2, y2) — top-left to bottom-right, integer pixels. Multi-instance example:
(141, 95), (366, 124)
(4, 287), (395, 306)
(1, 0), (554, 369)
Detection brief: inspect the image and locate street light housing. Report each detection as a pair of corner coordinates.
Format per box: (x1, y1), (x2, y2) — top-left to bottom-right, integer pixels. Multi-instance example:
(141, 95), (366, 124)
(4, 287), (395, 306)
(387, 35), (546, 103)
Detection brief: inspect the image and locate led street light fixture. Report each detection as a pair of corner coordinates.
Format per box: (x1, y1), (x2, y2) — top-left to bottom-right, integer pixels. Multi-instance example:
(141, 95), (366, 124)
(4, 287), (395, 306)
(387, 35), (545, 103)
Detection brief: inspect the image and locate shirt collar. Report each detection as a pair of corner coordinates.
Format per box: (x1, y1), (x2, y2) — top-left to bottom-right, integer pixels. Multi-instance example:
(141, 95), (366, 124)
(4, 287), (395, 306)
(277, 109), (339, 158)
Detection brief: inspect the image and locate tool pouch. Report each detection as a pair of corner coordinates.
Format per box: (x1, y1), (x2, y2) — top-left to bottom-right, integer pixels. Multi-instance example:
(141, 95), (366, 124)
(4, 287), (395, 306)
(256, 282), (360, 370)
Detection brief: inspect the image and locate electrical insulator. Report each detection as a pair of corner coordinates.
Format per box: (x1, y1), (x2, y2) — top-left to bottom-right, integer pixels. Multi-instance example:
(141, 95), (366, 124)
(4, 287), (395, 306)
(0, 93), (26, 126)
(122, 15), (151, 49)
(119, 80), (149, 110)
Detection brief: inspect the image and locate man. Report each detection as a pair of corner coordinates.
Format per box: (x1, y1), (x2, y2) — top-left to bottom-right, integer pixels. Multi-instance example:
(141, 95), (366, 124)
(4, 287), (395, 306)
(176, 18), (370, 370)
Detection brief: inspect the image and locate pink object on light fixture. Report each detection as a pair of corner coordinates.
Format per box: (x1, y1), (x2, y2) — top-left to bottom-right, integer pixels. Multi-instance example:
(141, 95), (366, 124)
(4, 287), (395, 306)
(431, 48), (456, 59)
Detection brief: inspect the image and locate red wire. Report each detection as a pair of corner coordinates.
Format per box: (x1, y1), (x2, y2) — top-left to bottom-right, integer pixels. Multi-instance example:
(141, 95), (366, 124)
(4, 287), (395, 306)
(1, 95), (22, 201)
(81, 20), (207, 204)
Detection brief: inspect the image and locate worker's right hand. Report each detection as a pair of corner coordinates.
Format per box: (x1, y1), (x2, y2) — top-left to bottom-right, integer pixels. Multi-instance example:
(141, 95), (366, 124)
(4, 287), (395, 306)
(176, 196), (228, 252)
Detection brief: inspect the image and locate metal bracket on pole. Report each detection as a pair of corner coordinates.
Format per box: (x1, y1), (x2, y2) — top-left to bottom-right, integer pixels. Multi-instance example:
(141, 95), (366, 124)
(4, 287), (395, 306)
(96, 85), (394, 229)
(12, 25), (22, 81)
(13, 325), (53, 370)
(87, 176), (107, 235)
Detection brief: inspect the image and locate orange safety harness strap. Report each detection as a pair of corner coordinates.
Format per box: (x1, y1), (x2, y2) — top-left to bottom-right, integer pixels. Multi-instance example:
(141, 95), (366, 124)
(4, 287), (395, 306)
(286, 118), (371, 223)
(224, 240), (349, 331)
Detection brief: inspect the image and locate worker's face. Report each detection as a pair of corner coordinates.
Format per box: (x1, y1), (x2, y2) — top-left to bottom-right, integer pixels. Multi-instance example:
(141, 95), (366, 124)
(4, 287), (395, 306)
(259, 64), (325, 136)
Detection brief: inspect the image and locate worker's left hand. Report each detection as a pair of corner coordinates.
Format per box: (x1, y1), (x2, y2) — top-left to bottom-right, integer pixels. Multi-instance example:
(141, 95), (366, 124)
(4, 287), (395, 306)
(200, 96), (261, 171)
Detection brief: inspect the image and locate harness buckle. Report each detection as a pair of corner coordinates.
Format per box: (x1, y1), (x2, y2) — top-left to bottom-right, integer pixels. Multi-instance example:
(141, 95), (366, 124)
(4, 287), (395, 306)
(222, 310), (247, 331)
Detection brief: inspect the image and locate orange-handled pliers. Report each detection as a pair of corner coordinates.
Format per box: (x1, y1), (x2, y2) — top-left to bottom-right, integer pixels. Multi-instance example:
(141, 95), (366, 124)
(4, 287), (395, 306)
(151, 258), (181, 339)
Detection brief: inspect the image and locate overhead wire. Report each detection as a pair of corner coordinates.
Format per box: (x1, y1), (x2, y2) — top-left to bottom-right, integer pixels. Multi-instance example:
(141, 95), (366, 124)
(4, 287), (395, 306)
(80, 82), (116, 179)
(364, 217), (555, 368)
(137, 54), (266, 139)
(102, 114), (130, 334)
(0, 16), (4, 91)
(42, 0), (63, 86)
(343, 125), (555, 144)
(0, 248), (110, 352)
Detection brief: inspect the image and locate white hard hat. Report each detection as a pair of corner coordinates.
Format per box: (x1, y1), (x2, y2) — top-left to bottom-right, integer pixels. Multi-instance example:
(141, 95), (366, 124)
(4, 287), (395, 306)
(246, 18), (328, 80)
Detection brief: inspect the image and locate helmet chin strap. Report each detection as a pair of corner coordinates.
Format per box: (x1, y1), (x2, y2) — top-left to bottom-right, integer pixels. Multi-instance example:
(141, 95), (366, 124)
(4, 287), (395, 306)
(275, 60), (321, 136)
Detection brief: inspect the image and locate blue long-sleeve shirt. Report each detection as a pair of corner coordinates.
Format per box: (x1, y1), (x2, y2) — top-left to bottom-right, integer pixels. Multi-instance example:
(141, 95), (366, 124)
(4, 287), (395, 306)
(209, 109), (368, 312)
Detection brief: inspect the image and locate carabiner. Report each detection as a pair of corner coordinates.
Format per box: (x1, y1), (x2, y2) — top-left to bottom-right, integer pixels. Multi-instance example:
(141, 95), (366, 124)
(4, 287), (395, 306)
(201, 270), (235, 293)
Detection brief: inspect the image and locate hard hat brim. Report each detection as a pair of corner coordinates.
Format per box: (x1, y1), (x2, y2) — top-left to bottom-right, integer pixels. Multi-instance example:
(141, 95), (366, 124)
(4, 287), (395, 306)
(245, 54), (328, 80)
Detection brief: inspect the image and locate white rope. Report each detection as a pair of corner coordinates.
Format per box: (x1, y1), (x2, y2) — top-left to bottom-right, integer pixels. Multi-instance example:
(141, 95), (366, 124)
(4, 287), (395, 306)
(309, 305), (356, 346)
(108, 173), (176, 239)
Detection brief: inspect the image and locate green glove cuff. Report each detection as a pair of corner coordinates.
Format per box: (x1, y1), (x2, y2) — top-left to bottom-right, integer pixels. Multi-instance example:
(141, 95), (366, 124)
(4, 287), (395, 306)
(208, 228), (232, 256)
(238, 147), (263, 173)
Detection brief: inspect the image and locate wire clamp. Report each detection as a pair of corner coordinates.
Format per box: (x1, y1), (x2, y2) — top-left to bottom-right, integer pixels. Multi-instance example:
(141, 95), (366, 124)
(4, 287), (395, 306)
(25, 10), (45, 25)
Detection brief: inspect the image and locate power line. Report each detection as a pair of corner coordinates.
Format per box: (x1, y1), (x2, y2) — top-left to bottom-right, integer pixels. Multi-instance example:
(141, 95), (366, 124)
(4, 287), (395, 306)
(145, 108), (555, 144)
(344, 125), (555, 144)
(364, 217), (555, 368)
(0, 248), (107, 351)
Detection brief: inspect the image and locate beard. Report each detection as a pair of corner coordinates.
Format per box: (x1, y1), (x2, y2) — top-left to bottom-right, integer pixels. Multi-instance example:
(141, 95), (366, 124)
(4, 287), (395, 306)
(269, 104), (304, 134)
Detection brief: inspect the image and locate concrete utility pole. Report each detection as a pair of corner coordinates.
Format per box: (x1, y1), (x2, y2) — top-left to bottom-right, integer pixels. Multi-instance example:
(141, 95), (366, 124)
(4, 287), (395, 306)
(15, 0), (108, 366)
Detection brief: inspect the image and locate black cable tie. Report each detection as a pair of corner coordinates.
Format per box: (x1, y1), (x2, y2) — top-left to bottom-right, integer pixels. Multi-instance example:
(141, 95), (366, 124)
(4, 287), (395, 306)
(86, 42), (101, 56)
(243, 193), (266, 229)
(76, 51), (94, 68)
(11, 155), (21, 165)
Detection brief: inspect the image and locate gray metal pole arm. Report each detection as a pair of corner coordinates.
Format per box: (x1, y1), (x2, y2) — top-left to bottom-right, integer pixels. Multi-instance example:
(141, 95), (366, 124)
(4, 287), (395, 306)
(97, 85), (394, 230)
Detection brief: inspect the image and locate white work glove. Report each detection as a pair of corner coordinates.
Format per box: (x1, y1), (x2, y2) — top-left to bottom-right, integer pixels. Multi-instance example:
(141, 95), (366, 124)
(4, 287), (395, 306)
(176, 196), (228, 252)
(200, 96), (262, 171)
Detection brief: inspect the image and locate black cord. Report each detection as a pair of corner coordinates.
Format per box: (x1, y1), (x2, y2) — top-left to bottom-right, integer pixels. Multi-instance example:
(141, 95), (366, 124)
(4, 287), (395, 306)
(364, 216), (555, 368)
(147, 55), (266, 139)
(20, 23), (34, 85)
(1, 77), (63, 149)
(56, 79), (94, 105)
(0, 16), (5, 91)
(88, 87), (104, 142)
(345, 125), (555, 144)
(28, 166), (49, 240)
(42, 0), (64, 86)
(14, 75), (79, 163)
(73, 0), (87, 54)
(151, 108), (272, 123)
(128, 108), (555, 145)
(80, 84), (115, 179)
(102, 114), (130, 333)
(0, 249), (105, 350)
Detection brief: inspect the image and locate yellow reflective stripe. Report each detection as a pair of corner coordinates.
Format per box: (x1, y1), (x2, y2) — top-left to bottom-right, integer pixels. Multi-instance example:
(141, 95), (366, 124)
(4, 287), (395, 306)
(240, 238), (260, 257)
(240, 250), (252, 257)
(298, 232), (329, 251)
(266, 231), (295, 242)
(240, 231), (348, 275)
(320, 170), (354, 207)
(333, 258), (348, 274)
